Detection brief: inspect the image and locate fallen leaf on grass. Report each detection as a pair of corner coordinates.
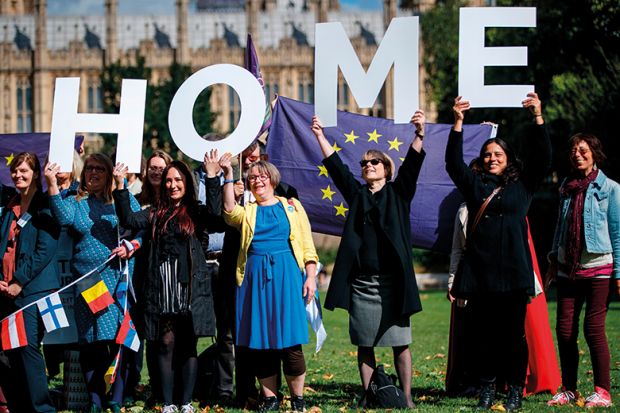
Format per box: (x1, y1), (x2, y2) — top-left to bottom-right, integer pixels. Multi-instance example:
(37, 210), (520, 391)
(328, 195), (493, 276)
(201, 407), (211, 412)
(424, 355), (432, 360)
(304, 386), (317, 393)
(490, 403), (505, 411)
(384, 363), (392, 368)
(338, 406), (348, 412)
(413, 370), (422, 377)
(575, 397), (586, 407)
(433, 353), (445, 359)
(349, 351), (358, 356)
(322, 373), (334, 380)
(307, 406), (322, 413)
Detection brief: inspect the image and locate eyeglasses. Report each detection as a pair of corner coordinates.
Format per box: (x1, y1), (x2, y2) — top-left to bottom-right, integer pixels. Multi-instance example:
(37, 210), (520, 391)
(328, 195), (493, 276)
(359, 159), (382, 168)
(570, 148), (591, 156)
(85, 165), (106, 173)
(148, 166), (165, 173)
(248, 174), (269, 183)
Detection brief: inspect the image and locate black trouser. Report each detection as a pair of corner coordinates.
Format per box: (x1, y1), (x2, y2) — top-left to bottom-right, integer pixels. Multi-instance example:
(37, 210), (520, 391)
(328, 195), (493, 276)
(469, 293), (528, 387)
(210, 261), (235, 398)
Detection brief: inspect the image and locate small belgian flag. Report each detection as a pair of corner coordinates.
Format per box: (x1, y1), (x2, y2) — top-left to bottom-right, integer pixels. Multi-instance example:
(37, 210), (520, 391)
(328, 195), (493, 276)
(79, 274), (114, 314)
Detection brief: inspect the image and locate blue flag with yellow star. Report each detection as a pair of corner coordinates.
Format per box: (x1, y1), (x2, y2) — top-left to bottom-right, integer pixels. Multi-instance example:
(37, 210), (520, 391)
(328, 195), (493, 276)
(0, 133), (84, 188)
(267, 97), (495, 253)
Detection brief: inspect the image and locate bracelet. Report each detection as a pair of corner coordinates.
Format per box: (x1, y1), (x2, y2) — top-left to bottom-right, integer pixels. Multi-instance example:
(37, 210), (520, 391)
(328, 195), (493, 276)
(415, 132), (424, 139)
(223, 179), (235, 184)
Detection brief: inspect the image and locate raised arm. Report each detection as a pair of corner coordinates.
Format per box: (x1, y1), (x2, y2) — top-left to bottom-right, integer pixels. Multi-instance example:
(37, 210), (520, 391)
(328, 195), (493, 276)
(112, 163), (150, 229)
(219, 152), (236, 213)
(310, 116), (335, 158)
(445, 97), (476, 192)
(519, 92), (552, 190)
(45, 162), (77, 226)
(392, 110), (427, 201)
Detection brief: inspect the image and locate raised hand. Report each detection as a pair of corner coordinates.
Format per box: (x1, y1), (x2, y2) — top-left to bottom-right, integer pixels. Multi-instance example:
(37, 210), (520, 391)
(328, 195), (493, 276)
(44, 162), (60, 187)
(411, 110), (426, 136)
(203, 149), (221, 178)
(113, 163), (128, 189)
(453, 96), (471, 122)
(522, 92), (542, 116)
(310, 116), (325, 139)
(218, 152), (234, 178)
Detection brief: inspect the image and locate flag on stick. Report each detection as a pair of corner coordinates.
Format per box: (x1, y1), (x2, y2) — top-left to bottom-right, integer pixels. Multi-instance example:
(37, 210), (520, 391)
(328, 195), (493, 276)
(36, 292), (69, 333)
(1, 311), (28, 350)
(115, 311), (140, 352)
(79, 274), (114, 314)
(104, 347), (122, 392)
(245, 33), (271, 138)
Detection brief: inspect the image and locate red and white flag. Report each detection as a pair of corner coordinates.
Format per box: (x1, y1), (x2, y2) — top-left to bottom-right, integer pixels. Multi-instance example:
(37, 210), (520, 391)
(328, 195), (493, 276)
(1, 311), (28, 350)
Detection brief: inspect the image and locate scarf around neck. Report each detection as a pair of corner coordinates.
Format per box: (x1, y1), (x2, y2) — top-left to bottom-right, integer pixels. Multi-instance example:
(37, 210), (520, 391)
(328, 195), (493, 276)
(560, 168), (598, 278)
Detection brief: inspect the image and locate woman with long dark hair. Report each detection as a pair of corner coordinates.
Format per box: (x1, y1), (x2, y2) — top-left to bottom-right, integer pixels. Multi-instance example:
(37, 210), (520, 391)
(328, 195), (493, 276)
(0, 152), (59, 413)
(113, 160), (216, 413)
(445, 93), (551, 411)
(45, 154), (142, 413)
(545, 133), (620, 408)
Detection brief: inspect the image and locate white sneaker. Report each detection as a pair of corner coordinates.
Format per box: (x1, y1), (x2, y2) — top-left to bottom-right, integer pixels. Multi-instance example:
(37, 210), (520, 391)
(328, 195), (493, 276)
(180, 403), (195, 413)
(162, 405), (179, 413)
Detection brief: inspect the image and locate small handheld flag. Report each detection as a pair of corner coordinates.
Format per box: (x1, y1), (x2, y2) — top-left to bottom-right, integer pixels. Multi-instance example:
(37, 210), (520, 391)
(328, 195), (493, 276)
(36, 292), (69, 333)
(115, 311), (140, 352)
(79, 274), (114, 314)
(1, 311), (28, 350)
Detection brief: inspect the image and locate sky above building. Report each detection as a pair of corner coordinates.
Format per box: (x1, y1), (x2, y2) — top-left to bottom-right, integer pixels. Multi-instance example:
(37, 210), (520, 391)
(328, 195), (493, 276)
(47, 0), (381, 16)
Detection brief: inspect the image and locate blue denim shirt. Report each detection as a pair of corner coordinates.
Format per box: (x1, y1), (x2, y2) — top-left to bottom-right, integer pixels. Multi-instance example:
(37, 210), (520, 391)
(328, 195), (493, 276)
(551, 169), (620, 278)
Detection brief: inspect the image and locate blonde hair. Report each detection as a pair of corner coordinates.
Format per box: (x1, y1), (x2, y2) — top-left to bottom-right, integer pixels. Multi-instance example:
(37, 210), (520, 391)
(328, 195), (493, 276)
(246, 160), (281, 188)
(362, 150), (395, 181)
(77, 153), (114, 203)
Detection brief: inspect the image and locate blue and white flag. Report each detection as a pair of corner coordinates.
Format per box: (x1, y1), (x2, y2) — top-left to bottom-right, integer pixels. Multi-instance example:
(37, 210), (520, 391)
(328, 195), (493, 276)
(36, 293), (69, 333)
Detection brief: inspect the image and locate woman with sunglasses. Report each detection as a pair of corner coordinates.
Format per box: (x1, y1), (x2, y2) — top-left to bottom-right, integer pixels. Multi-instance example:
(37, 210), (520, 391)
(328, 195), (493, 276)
(310, 111), (427, 408)
(45, 154), (142, 413)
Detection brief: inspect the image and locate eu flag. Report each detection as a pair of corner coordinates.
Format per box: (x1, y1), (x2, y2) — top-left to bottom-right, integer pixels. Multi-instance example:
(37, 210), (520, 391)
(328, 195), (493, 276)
(266, 97), (494, 253)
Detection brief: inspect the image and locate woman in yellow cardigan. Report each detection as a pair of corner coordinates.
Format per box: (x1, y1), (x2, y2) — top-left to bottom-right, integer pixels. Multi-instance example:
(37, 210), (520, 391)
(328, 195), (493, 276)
(216, 152), (318, 413)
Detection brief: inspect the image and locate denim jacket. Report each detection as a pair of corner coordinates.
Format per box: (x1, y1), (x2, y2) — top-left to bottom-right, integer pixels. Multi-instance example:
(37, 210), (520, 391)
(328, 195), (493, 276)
(550, 169), (620, 278)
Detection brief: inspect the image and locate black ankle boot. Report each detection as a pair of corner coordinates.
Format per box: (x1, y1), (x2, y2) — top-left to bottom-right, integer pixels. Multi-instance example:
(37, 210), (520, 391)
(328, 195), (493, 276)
(291, 395), (306, 412)
(258, 396), (279, 412)
(504, 386), (523, 412)
(476, 383), (496, 410)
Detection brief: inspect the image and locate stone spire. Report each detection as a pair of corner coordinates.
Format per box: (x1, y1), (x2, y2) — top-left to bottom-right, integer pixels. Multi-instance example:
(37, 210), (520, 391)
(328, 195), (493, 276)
(33, 0), (49, 131)
(176, 0), (189, 64)
(105, 0), (118, 64)
(246, 0), (259, 46)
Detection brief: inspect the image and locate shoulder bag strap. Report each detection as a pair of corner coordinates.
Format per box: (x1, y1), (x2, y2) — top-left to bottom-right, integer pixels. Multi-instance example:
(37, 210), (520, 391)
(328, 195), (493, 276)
(470, 186), (502, 234)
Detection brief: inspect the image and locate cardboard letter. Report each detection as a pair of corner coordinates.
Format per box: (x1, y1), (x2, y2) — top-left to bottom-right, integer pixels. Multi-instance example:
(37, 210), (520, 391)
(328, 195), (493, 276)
(315, 17), (419, 127)
(168, 64), (265, 160)
(459, 7), (536, 107)
(49, 77), (147, 172)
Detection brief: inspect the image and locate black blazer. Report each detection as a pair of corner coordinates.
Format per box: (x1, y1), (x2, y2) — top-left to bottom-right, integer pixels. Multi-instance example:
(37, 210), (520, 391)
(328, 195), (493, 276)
(113, 189), (217, 340)
(445, 125), (551, 297)
(323, 147), (426, 317)
(0, 191), (60, 306)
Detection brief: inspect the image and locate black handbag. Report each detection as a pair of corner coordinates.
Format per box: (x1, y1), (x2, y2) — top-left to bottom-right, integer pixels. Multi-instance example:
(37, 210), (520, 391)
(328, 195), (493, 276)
(358, 365), (409, 409)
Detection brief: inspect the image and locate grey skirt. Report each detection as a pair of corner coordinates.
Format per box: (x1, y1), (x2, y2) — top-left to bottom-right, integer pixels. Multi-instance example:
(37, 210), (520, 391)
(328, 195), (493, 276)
(349, 273), (411, 347)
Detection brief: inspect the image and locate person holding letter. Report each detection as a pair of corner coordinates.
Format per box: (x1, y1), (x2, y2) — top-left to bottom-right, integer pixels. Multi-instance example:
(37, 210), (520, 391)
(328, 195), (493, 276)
(445, 93), (551, 411)
(0, 152), (59, 413)
(310, 111), (427, 408)
(45, 154), (141, 413)
(545, 133), (620, 408)
(214, 151), (317, 413)
(112, 160), (217, 413)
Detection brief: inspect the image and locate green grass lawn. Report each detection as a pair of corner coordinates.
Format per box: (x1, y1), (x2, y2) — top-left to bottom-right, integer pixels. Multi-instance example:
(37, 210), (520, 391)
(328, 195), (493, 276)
(58, 290), (620, 412)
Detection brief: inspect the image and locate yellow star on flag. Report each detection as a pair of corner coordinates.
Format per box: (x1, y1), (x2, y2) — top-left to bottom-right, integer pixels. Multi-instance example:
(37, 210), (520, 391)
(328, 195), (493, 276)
(321, 185), (336, 201)
(387, 137), (404, 151)
(4, 153), (14, 166)
(367, 129), (382, 143)
(317, 165), (329, 177)
(334, 202), (348, 217)
(332, 142), (342, 153)
(344, 130), (359, 144)
(399, 157), (405, 162)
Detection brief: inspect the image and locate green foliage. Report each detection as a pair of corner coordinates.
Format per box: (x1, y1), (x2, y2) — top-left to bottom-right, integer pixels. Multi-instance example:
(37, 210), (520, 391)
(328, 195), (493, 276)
(100, 57), (216, 160)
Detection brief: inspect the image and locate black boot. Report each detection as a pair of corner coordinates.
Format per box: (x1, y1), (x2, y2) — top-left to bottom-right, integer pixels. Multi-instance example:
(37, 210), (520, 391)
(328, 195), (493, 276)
(504, 386), (523, 412)
(476, 383), (496, 410)
(258, 395), (279, 412)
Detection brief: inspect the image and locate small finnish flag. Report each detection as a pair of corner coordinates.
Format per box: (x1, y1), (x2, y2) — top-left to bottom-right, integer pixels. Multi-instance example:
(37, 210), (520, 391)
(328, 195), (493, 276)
(36, 293), (69, 333)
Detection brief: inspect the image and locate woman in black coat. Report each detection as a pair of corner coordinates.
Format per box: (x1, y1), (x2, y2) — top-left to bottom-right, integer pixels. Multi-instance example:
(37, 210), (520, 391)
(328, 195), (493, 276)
(310, 112), (426, 408)
(113, 160), (216, 413)
(0, 152), (59, 413)
(445, 93), (551, 411)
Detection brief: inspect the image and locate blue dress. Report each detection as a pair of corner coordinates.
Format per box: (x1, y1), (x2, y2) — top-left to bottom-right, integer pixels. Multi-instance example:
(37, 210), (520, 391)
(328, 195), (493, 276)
(236, 203), (308, 349)
(49, 193), (141, 344)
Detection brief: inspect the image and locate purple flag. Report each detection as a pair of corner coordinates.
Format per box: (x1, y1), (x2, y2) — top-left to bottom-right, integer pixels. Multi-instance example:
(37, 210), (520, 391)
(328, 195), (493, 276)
(0, 133), (84, 188)
(245, 34), (271, 138)
(267, 97), (494, 253)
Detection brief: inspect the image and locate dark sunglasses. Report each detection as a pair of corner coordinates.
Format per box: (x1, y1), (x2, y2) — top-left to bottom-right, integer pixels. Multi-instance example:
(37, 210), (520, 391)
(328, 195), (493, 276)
(359, 159), (382, 168)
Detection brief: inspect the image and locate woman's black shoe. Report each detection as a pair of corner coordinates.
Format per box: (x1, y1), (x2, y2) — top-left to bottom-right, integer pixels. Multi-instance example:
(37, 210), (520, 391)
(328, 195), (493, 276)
(476, 383), (496, 410)
(291, 395), (306, 412)
(258, 396), (279, 412)
(504, 386), (523, 412)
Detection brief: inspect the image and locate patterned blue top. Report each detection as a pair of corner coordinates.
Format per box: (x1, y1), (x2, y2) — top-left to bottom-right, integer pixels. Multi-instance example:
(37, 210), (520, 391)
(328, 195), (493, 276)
(49, 193), (141, 343)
